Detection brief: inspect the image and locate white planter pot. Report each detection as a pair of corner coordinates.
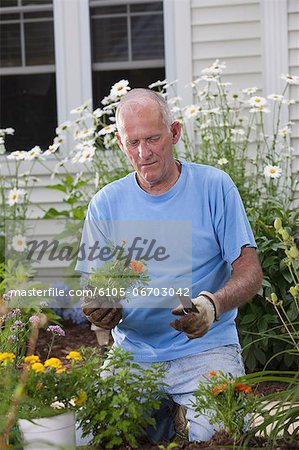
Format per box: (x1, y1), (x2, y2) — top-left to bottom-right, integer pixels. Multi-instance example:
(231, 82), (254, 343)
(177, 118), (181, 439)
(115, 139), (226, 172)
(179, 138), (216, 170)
(18, 411), (76, 450)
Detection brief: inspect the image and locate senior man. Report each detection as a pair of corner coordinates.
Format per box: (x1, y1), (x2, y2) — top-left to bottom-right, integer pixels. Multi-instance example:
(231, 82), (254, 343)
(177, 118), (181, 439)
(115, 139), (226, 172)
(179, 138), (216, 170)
(76, 88), (263, 442)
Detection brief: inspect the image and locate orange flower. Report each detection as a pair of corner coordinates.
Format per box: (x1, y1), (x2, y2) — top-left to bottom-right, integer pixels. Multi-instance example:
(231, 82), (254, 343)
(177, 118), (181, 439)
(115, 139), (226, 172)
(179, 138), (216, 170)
(211, 383), (228, 396)
(130, 260), (144, 274)
(234, 383), (252, 394)
(209, 370), (217, 377)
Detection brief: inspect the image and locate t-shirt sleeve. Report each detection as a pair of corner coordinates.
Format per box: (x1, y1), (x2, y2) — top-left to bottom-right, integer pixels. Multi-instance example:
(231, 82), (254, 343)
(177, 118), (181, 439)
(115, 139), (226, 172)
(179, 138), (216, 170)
(215, 184), (256, 265)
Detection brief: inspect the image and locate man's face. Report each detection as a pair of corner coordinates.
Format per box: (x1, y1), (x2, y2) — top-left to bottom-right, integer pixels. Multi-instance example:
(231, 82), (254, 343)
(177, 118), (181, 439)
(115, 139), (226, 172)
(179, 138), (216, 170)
(116, 103), (181, 192)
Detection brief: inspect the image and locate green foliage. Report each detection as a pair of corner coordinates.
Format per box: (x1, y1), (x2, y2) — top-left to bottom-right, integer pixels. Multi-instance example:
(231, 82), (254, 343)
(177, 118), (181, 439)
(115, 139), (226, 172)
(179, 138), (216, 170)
(83, 242), (150, 302)
(239, 371), (299, 448)
(192, 370), (258, 440)
(77, 347), (167, 448)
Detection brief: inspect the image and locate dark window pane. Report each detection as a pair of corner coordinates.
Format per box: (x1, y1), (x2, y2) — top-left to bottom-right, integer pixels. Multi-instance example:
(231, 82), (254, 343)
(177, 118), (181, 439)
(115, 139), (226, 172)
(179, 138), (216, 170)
(0, 22), (21, 67)
(24, 11), (53, 18)
(91, 5), (126, 15)
(0, 73), (57, 152)
(0, 0), (18, 6)
(131, 14), (164, 60)
(131, 2), (163, 13)
(22, 0), (52, 5)
(0, 13), (19, 20)
(24, 20), (55, 65)
(92, 67), (165, 107)
(92, 17), (127, 62)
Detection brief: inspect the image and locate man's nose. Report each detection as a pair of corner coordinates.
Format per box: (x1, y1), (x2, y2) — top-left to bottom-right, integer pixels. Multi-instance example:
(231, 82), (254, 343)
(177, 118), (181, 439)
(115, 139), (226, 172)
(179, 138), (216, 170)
(138, 141), (152, 159)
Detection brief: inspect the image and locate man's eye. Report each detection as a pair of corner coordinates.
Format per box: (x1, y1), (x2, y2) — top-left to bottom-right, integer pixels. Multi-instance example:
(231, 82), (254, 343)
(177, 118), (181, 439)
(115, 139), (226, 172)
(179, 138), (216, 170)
(148, 136), (160, 143)
(129, 141), (139, 147)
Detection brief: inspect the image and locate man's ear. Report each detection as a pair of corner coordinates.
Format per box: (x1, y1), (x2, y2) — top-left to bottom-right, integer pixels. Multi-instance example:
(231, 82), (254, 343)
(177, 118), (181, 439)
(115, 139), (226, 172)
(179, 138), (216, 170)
(171, 121), (182, 144)
(115, 132), (124, 152)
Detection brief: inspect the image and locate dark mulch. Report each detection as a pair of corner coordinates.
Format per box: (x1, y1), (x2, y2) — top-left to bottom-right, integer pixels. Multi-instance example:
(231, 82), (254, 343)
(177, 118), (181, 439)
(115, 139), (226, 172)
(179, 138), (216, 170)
(35, 320), (100, 360)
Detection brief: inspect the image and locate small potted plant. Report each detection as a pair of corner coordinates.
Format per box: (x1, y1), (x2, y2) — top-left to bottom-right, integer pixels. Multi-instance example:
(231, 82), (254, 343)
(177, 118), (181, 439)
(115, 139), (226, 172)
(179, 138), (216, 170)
(12, 349), (99, 449)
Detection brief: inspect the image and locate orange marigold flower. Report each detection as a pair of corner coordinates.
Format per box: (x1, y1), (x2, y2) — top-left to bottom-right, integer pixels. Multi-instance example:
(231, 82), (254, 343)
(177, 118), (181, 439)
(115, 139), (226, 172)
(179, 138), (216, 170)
(209, 370), (217, 377)
(130, 260), (144, 274)
(234, 383), (252, 394)
(211, 383), (228, 396)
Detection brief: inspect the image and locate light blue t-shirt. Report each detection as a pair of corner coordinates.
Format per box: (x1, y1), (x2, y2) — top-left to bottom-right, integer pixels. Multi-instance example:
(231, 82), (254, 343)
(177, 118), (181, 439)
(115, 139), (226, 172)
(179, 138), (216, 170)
(76, 161), (256, 362)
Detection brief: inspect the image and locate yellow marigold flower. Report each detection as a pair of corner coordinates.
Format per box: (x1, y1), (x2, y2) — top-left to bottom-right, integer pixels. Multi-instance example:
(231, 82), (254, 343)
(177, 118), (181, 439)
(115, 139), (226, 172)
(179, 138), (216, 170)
(56, 368), (67, 374)
(44, 357), (62, 369)
(74, 390), (87, 406)
(24, 355), (40, 364)
(66, 351), (82, 361)
(31, 362), (45, 373)
(0, 352), (16, 363)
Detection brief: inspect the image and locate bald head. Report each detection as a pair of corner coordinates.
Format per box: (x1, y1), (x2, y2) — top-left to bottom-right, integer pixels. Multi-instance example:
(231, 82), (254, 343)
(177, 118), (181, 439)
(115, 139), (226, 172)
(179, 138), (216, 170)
(115, 88), (173, 131)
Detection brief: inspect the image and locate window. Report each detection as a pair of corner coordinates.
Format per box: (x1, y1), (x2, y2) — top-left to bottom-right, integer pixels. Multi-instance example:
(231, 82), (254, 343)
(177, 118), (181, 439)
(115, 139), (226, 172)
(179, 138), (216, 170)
(0, 0), (56, 152)
(90, 0), (165, 106)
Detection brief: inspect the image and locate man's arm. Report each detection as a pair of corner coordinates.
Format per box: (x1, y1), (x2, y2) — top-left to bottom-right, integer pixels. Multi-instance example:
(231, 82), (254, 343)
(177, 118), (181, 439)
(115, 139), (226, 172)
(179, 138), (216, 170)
(213, 246), (263, 316)
(171, 247), (263, 339)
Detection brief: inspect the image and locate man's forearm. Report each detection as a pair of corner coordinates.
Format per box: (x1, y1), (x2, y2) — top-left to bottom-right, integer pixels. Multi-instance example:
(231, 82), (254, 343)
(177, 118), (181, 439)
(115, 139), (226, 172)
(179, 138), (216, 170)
(213, 247), (263, 316)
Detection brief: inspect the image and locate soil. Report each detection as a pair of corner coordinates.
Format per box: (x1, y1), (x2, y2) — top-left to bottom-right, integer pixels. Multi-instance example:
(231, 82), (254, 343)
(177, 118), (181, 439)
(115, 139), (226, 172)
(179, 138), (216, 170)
(35, 322), (298, 450)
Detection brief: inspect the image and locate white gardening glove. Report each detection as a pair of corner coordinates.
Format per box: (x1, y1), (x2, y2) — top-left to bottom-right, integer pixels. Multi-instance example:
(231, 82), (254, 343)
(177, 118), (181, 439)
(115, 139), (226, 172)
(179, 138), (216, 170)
(170, 292), (219, 339)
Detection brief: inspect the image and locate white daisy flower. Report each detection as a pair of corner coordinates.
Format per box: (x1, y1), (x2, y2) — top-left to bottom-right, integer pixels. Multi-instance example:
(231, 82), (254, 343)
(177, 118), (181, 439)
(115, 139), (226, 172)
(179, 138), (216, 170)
(281, 74), (299, 85)
(184, 105), (201, 118)
(56, 121), (72, 135)
(74, 147), (95, 164)
(93, 108), (105, 118)
(7, 188), (26, 206)
(110, 80), (130, 99)
(26, 146), (42, 160)
(5, 128), (15, 135)
(217, 158), (228, 166)
(201, 59), (226, 76)
(248, 96), (267, 107)
(264, 165), (282, 179)
(242, 87), (259, 95)
(249, 105), (270, 113)
(75, 128), (95, 141)
(267, 94), (284, 102)
(148, 80), (167, 89)
(7, 150), (27, 160)
(43, 143), (60, 156)
(164, 79), (178, 89)
(53, 135), (64, 146)
(98, 124), (117, 136)
(12, 235), (27, 252)
(278, 127), (291, 138)
(103, 133), (117, 149)
(70, 100), (91, 115)
(200, 74), (219, 83)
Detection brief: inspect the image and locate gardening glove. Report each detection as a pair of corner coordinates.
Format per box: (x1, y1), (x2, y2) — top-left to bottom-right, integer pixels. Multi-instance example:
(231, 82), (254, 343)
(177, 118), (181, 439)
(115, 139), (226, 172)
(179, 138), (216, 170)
(170, 291), (219, 339)
(81, 287), (122, 330)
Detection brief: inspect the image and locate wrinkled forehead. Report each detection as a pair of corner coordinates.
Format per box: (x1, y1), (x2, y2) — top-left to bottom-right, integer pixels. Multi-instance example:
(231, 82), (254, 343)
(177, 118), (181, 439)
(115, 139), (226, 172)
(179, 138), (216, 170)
(117, 99), (163, 130)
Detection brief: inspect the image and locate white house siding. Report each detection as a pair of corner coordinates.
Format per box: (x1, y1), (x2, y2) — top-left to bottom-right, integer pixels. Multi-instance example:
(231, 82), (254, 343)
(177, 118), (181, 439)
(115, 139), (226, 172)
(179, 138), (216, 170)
(191, 0), (263, 88)
(288, 0), (299, 175)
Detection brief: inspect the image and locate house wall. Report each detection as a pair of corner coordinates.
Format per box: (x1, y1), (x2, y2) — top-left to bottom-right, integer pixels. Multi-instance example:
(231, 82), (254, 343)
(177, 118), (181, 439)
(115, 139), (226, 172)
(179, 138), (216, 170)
(288, 0), (299, 173)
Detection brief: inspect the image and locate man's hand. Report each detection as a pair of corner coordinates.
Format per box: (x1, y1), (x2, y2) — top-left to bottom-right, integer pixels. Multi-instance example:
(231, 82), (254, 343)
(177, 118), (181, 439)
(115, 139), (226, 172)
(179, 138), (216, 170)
(81, 289), (122, 330)
(170, 293), (218, 339)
